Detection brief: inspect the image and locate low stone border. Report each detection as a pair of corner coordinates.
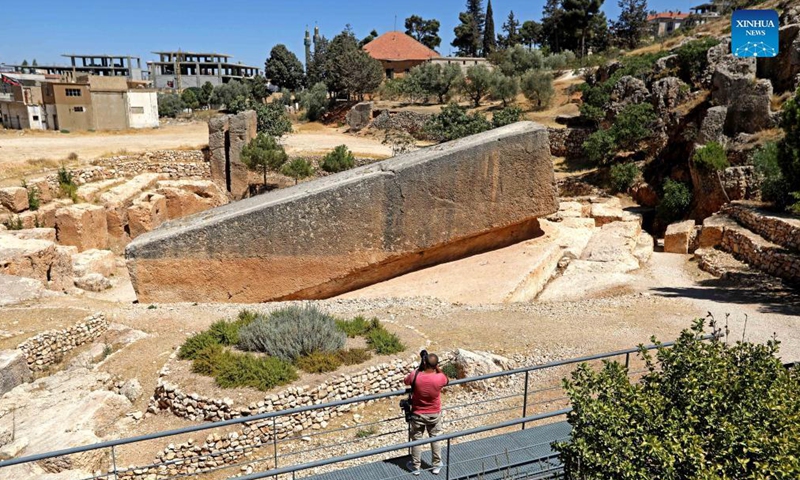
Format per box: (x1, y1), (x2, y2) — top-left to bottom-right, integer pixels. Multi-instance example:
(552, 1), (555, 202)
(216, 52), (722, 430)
(723, 202), (800, 252)
(17, 313), (108, 371)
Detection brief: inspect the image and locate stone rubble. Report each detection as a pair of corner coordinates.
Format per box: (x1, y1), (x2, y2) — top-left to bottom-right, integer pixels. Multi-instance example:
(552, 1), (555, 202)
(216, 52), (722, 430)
(17, 314), (108, 371)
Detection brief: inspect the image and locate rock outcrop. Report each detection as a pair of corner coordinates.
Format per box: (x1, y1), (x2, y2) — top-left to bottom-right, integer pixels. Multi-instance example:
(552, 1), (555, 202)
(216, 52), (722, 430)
(55, 204), (109, 252)
(346, 102), (373, 131)
(127, 122), (558, 303)
(0, 187), (29, 213)
(0, 350), (31, 395)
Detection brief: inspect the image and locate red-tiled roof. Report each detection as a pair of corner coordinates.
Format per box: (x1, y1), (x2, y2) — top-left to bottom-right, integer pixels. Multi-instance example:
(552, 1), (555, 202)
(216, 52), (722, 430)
(363, 31), (439, 61)
(648, 12), (690, 21)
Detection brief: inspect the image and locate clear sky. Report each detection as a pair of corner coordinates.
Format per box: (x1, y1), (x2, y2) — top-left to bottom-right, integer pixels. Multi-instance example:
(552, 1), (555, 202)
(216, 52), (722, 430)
(2, 0), (697, 70)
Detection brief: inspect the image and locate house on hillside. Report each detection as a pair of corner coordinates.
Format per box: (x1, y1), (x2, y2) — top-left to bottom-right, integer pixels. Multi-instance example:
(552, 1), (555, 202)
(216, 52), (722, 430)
(648, 12), (690, 37)
(363, 31), (440, 79)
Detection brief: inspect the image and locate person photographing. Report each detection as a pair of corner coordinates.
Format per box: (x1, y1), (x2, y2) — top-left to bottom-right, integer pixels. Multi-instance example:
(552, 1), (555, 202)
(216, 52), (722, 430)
(404, 350), (449, 476)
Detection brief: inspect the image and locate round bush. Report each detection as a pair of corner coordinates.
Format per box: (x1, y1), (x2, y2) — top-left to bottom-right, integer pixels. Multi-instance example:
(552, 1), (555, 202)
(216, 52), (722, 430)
(296, 352), (343, 373)
(610, 163), (640, 193)
(238, 306), (346, 361)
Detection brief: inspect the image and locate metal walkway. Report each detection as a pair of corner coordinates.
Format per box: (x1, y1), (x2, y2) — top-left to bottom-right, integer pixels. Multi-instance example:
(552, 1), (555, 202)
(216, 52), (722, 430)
(308, 421), (571, 480)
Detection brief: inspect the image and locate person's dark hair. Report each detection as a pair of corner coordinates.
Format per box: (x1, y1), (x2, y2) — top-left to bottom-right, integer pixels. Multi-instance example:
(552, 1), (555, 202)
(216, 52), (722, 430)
(418, 350), (439, 370)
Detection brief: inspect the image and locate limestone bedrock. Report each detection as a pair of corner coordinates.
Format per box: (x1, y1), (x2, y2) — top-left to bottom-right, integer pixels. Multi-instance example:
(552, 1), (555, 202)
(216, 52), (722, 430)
(126, 122), (558, 303)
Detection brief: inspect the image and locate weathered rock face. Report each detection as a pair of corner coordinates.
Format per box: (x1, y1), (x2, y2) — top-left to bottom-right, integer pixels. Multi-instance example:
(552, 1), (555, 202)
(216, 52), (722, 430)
(757, 24), (800, 93)
(99, 173), (164, 250)
(72, 249), (116, 278)
(650, 77), (688, 115)
(711, 55), (757, 106)
(697, 106), (728, 145)
(155, 180), (229, 219)
(0, 350), (31, 395)
(452, 349), (512, 391)
(346, 102), (373, 131)
(0, 274), (44, 306)
(609, 76), (649, 117)
(0, 187), (29, 213)
(127, 122), (558, 303)
(209, 110), (257, 200)
(127, 192), (168, 239)
(55, 204), (108, 252)
(0, 236), (66, 290)
(724, 79), (774, 135)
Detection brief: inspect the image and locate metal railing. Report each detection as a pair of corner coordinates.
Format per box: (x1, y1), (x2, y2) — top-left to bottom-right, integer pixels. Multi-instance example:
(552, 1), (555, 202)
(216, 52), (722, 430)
(0, 337), (706, 479)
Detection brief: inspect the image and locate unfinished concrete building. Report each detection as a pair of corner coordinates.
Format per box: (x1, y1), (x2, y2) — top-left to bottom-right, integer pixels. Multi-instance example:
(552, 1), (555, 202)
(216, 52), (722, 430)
(6, 54), (145, 81)
(148, 51), (260, 90)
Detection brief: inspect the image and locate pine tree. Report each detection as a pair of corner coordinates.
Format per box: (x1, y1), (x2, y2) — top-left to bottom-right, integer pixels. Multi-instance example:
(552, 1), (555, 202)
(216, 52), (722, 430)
(562, 0), (604, 58)
(612, 0), (648, 49)
(405, 16), (442, 50)
(453, 0), (485, 57)
(500, 11), (522, 49)
(483, 0), (498, 56)
(520, 20), (542, 49)
(541, 0), (565, 52)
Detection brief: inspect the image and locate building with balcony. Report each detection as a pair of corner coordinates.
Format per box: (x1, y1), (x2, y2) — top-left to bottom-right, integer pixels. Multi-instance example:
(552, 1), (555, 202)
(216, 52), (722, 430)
(148, 51), (260, 90)
(5, 54), (145, 81)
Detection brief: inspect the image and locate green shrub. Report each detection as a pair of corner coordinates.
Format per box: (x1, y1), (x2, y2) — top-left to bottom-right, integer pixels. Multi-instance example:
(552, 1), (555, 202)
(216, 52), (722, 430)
(235, 309), (259, 328)
(423, 103), (492, 142)
(208, 320), (241, 346)
(491, 106), (523, 128)
(191, 343), (224, 375)
(296, 351), (343, 373)
(178, 331), (219, 360)
(693, 141), (729, 172)
(355, 426), (379, 438)
(241, 133), (289, 186)
(320, 145), (356, 173)
(281, 158), (315, 184)
(366, 325), (405, 355)
(583, 130), (617, 165)
(238, 306), (346, 361)
(22, 181), (40, 211)
(489, 72), (519, 107)
(337, 348), (373, 365)
(300, 82), (330, 121)
(675, 37), (720, 85)
(613, 103), (657, 150)
(555, 319), (800, 479)
(157, 93), (184, 118)
(441, 362), (459, 379)
(3, 216), (24, 230)
(336, 316), (372, 338)
(57, 166), (78, 203)
(213, 351), (298, 391)
(778, 87), (800, 213)
(753, 141), (790, 209)
(520, 70), (554, 110)
(609, 163), (640, 193)
(60, 129), (70, 134)
(657, 179), (693, 223)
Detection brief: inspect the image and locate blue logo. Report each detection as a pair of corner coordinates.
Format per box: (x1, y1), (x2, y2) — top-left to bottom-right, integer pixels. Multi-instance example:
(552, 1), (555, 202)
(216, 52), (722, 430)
(731, 9), (779, 58)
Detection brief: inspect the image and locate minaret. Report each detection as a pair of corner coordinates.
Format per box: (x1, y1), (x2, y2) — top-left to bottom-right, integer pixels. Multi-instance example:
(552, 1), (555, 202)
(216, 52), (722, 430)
(313, 25), (321, 50)
(304, 27), (312, 73)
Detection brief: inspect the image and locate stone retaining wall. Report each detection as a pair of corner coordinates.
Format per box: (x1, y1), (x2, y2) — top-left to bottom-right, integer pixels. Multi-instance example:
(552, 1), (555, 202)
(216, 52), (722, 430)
(721, 228), (800, 284)
(547, 127), (591, 159)
(722, 202), (800, 252)
(17, 313), (107, 371)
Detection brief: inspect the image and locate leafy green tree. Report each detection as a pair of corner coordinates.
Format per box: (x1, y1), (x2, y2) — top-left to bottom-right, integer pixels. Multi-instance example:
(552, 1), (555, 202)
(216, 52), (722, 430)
(321, 145), (356, 173)
(583, 129), (617, 164)
(281, 158), (315, 184)
(778, 87), (800, 212)
(609, 162), (640, 192)
(424, 103), (492, 141)
(198, 81), (215, 108)
(540, 0), (565, 52)
(405, 16), (442, 50)
(489, 71), (518, 106)
(753, 142), (790, 209)
(611, 0), (648, 49)
(306, 36), (329, 87)
(249, 75), (271, 101)
(300, 82), (330, 121)
(520, 20), (543, 49)
(406, 63), (463, 104)
(337, 48), (384, 100)
(359, 29), (379, 48)
(453, 0), (485, 57)
(32, 59), (38, 67)
(520, 70), (554, 110)
(562, 0), (605, 58)
(499, 45), (544, 76)
(21, 60), (28, 66)
(254, 102), (292, 137)
(491, 106), (523, 128)
(212, 81), (252, 109)
(483, 0), (498, 55)
(556, 319), (800, 479)
(157, 93), (184, 118)
(265, 45), (305, 91)
(693, 141), (730, 172)
(241, 133), (289, 186)
(614, 102), (657, 150)
(657, 179), (692, 222)
(181, 88), (200, 110)
(499, 11), (522, 49)
(462, 64), (493, 107)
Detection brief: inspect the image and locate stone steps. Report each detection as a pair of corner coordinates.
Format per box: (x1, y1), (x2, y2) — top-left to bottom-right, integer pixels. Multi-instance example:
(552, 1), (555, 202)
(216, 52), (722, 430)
(699, 212), (800, 285)
(722, 202), (800, 253)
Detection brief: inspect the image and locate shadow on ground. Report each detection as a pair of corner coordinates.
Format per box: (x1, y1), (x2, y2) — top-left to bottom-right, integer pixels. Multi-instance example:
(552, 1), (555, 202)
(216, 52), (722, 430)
(650, 275), (800, 317)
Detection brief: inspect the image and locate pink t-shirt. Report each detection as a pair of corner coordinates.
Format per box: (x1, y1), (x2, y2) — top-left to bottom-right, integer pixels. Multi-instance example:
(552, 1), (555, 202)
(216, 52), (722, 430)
(404, 370), (448, 415)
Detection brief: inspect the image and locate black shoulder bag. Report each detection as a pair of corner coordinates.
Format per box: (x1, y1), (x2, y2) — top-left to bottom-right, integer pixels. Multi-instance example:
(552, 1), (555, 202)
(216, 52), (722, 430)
(400, 370), (420, 423)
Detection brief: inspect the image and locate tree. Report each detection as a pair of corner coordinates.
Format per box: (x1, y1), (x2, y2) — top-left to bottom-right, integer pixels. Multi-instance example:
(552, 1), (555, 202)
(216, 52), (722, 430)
(557, 319), (800, 479)
(778, 87), (800, 212)
(157, 93), (184, 118)
(461, 64), (493, 107)
(483, 0), (498, 55)
(359, 29), (379, 48)
(249, 75), (271, 102)
(337, 49), (384, 100)
(423, 103), (492, 141)
(562, 0), (604, 58)
(306, 36), (329, 87)
(499, 11), (522, 49)
(253, 102), (293, 137)
(241, 134), (289, 187)
(520, 70), (554, 109)
(212, 81), (252, 109)
(406, 63), (463, 104)
(320, 145), (356, 173)
(265, 45), (305, 91)
(612, 0), (649, 50)
(198, 81), (215, 108)
(499, 45), (544, 77)
(489, 71), (518, 106)
(405, 16), (442, 50)
(325, 28), (360, 97)
(281, 158), (315, 184)
(21, 60), (28, 66)
(541, 0), (565, 52)
(520, 20), (543, 49)
(181, 88), (200, 110)
(32, 59), (38, 67)
(453, 0), (485, 57)
(300, 82), (330, 121)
